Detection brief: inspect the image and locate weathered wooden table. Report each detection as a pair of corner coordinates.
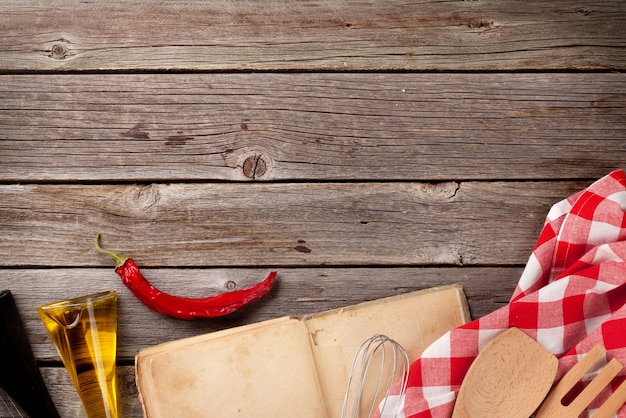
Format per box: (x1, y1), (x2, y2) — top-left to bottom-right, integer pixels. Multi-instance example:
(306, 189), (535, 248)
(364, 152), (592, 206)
(1, 1), (625, 416)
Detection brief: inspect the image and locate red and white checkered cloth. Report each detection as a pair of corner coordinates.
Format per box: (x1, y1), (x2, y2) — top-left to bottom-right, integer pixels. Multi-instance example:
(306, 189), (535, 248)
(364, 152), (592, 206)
(381, 169), (626, 418)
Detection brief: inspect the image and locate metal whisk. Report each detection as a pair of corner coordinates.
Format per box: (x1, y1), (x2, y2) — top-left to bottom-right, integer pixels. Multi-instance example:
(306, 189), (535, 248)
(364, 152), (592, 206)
(341, 334), (410, 418)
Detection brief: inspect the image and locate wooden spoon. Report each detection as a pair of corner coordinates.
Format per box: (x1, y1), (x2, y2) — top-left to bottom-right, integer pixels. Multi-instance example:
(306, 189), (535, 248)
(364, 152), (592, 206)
(451, 327), (558, 418)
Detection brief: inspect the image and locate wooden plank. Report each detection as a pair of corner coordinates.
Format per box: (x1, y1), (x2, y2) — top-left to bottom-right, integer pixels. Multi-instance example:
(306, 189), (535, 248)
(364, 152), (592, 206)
(0, 181), (587, 267)
(0, 265), (523, 417)
(1, 73), (625, 182)
(1, 0), (625, 71)
(3, 267), (522, 359)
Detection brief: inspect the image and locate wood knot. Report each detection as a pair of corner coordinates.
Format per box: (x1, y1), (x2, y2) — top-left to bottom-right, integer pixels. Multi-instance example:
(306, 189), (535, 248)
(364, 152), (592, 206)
(242, 155), (267, 179)
(576, 7), (591, 16)
(414, 182), (460, 201)
(50, 44), (68, 59)
(48, 38), (72, 60)
(119, 367), (138, 396)
(225, 280), (237, 290)
(467, 19), (495, 29)
(131, 184), (161, 212)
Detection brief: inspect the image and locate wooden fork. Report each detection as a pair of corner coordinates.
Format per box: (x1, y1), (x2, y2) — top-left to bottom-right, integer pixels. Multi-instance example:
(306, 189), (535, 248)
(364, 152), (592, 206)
(535, 345), (626, 418)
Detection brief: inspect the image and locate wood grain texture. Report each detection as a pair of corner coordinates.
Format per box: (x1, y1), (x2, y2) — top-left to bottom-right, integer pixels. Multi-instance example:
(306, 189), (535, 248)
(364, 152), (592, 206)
(1, 1), (624, 415)
(1, 73), (625, 182)
(0, 181), (587, 267)
(1, 0), (625, 71)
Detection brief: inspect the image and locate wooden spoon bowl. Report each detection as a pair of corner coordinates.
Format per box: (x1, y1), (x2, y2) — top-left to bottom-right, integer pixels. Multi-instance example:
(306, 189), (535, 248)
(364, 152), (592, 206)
(452, 327), (558, 418)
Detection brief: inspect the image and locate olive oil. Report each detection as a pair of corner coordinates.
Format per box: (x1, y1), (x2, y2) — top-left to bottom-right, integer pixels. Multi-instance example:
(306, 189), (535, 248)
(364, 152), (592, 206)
(38, 291), (118, 418)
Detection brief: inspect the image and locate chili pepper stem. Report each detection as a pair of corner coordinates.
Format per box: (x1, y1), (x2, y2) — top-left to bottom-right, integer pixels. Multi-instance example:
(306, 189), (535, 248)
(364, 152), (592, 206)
(94, 233), (129, 268)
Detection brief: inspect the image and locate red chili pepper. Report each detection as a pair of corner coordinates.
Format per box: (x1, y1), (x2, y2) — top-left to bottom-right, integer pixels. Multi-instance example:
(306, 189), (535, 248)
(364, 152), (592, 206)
(94, 233), (276, 320)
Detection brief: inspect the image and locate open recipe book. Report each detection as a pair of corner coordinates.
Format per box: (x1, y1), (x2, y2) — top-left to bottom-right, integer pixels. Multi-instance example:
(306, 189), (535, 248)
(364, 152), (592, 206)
(135, 284), (470, 418)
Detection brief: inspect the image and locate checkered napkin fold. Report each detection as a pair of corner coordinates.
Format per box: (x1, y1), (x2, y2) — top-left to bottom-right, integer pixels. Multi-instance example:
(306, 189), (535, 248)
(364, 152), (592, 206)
(382, 169), (626, 418)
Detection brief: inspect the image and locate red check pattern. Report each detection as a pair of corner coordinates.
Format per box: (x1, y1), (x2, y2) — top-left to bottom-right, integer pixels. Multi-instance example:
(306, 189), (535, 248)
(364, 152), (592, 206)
(380, 170), (626, 418)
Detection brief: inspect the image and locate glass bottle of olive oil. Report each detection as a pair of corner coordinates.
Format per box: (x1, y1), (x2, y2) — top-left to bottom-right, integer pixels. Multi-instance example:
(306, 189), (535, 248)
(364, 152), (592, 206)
(38, 290), (118, 418)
